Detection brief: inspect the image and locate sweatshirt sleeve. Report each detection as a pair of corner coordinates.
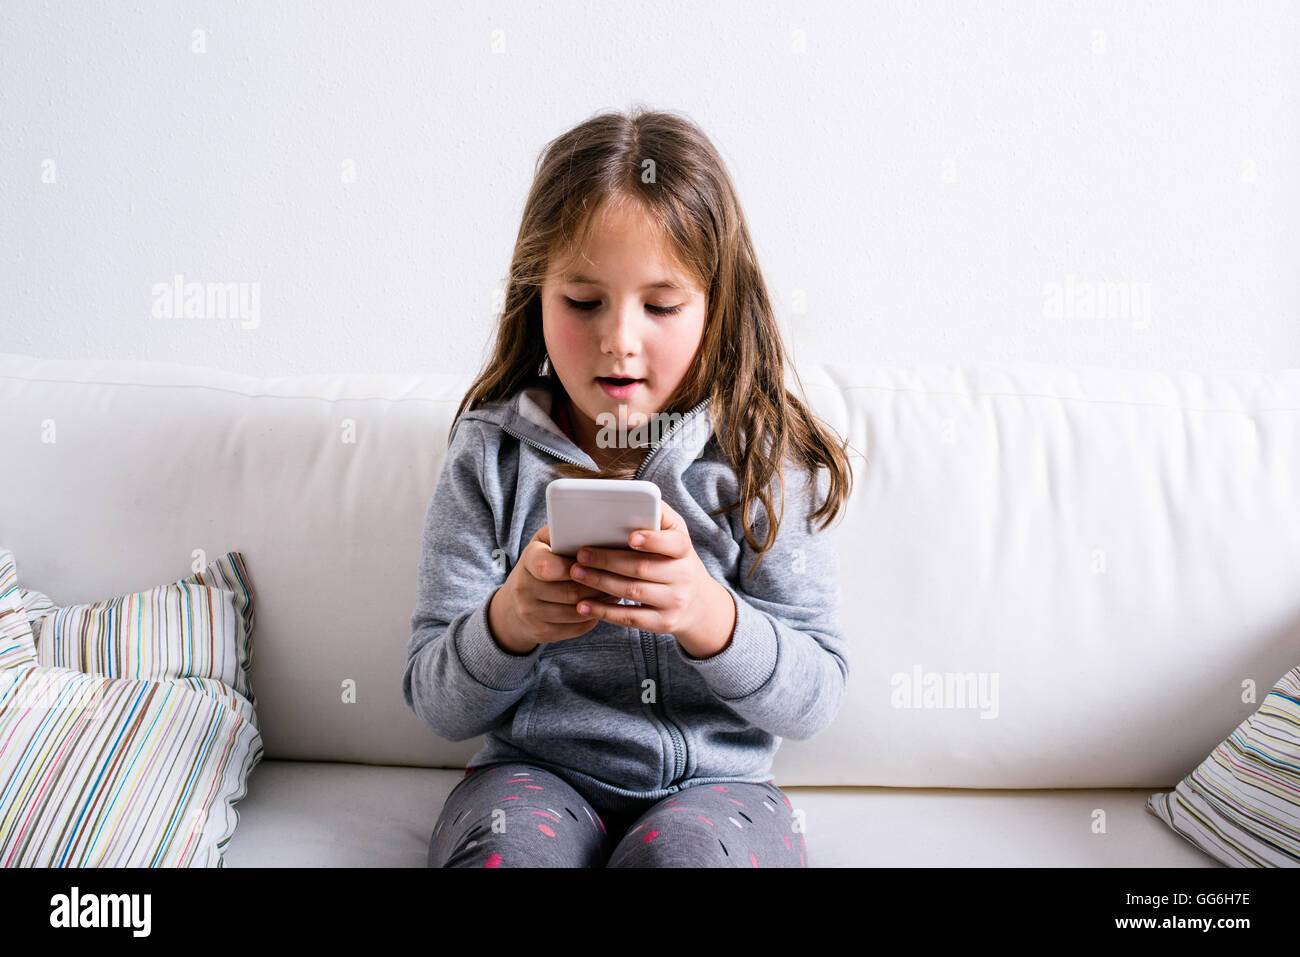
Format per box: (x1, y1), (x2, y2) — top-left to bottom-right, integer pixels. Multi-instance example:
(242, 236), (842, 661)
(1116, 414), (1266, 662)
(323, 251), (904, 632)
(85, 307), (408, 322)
(402, 418), (542, 742)
(672, 461), (849, 741)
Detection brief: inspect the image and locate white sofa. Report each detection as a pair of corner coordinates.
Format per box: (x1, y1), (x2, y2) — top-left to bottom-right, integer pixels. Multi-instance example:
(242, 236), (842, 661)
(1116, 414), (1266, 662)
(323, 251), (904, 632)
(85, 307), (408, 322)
(3, 350), (1297, 867)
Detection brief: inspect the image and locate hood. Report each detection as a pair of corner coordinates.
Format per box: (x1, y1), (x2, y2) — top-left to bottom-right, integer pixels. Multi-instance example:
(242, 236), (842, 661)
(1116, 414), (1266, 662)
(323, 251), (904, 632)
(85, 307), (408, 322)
(463, 375), (717, 483)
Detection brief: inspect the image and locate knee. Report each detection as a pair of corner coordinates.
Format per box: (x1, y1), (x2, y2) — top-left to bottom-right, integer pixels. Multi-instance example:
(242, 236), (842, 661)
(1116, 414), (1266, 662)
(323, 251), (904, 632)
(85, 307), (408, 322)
(607, 816), (732, 868)
(436, 808), (603, 868)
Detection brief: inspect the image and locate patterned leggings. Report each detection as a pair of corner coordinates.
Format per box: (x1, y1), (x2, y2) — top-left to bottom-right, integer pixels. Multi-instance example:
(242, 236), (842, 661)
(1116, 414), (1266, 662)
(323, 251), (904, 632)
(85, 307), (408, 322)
(428, 761), (807, 868)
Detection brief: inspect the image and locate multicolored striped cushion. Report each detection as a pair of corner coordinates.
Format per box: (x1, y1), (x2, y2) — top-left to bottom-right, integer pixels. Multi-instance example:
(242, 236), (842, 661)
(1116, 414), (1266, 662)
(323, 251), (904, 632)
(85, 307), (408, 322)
(17, 586), (56, 644)
(0, 664), (262, 866)
(35, 553), (256, 704)
(0, 550), (261, 866)
(0, 549), (38, 670)
(1146, 665), (1300, 867)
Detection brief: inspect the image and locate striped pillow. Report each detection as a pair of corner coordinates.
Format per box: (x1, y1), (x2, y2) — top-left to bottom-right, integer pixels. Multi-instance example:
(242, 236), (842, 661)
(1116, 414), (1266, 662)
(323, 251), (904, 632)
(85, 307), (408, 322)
(0, 549), (38, 670)
(1146, 665), (1300, 867)
(35, 553), (255, 703)
(0, 550), (261, 866)
(0, 664), (262, 866)
(17, 586), (56, 644)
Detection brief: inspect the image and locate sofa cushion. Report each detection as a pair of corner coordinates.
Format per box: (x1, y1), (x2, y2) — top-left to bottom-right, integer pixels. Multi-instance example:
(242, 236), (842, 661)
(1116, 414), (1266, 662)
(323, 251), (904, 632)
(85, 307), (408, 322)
(222, 760), (1222, 867)
(18, 586), (57, 644)
(0, 550), (38, 670)
(0, 664), (262, 866)
(3, 353), (1298, 787)
(1146, 664), (1300, 866)
(0, 551), (262, 866)
(35, 553), (256, 704)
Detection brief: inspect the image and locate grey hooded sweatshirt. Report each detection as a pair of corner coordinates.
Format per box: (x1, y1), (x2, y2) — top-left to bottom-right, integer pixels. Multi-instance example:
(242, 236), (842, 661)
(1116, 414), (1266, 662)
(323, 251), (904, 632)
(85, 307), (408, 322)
(403, 375), (848, 812)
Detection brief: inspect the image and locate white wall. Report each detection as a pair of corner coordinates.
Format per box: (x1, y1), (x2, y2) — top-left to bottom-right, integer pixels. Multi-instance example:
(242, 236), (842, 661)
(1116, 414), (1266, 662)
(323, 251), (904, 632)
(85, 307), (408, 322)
(2, 0), (1297, 376)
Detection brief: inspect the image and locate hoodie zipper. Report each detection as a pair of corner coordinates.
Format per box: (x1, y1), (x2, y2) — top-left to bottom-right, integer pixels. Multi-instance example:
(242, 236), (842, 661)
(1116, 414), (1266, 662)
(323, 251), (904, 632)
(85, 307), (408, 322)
(503, 397), (710, 790)
(633, 397), (710, 481)
(632, 397), (708, 787)
(499, 423), (592, 470)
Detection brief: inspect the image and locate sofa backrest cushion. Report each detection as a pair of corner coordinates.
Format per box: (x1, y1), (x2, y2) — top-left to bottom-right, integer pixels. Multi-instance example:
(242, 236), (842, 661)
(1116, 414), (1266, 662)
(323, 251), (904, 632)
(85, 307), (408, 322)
(2, 352), (1298, 787)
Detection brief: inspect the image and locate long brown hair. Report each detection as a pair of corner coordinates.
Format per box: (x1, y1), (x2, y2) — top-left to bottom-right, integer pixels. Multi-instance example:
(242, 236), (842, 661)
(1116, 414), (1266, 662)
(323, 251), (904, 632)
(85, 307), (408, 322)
(452, 106), (856, 578)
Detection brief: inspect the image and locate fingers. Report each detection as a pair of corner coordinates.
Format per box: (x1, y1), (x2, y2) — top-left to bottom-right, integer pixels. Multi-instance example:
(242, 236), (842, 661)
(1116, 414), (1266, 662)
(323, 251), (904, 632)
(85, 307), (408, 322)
(571, 566), (673, 608)
(524, 539), (578, 582)
(572, 544), (677, 580)
(658, 500), (682, 528)
(635, 500), (691, 557)
(572, 595), (629, 617)
(624, 528), (689, 559)
(535, 578), (609, 606)
(530, 598), (600, 624)
(507, 527), (609, 641)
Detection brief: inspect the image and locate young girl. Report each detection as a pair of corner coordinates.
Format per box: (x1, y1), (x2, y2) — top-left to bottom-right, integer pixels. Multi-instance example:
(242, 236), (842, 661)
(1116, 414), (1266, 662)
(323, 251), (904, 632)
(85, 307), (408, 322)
(403, 107), (854, 868)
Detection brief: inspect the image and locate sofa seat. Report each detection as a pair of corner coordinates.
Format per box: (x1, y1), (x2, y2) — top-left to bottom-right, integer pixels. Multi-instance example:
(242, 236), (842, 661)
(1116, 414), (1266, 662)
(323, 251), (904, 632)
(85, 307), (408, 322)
(221, 760), (1220, 867)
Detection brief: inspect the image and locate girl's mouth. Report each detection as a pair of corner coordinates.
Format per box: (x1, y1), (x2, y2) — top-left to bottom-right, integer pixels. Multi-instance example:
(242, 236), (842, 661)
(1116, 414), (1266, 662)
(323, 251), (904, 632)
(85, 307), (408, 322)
(597, 377), (644, 398)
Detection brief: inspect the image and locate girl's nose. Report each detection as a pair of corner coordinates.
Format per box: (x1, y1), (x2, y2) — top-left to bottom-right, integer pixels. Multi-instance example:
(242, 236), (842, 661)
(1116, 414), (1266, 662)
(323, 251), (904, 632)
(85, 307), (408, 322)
(600, 306), (643, 357)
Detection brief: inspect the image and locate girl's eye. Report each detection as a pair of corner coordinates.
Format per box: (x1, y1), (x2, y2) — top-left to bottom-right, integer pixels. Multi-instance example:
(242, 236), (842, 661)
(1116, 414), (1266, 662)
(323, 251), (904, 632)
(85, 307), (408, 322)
(564, 297), (682, 317)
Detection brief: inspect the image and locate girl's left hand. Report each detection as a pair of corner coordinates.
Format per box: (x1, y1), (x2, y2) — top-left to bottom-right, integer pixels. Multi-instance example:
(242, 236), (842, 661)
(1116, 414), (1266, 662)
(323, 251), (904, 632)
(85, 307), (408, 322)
(567, 499), (717, 641)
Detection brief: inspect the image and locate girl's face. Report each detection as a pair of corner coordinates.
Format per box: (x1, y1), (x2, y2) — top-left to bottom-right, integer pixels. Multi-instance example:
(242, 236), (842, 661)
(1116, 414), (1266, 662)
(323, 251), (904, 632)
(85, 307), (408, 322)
(540, 202), (708, 458)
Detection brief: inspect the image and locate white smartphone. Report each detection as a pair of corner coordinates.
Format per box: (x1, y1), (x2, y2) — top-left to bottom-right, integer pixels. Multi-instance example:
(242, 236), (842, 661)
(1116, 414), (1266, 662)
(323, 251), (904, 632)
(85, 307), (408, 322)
(545, 478), (662, 558)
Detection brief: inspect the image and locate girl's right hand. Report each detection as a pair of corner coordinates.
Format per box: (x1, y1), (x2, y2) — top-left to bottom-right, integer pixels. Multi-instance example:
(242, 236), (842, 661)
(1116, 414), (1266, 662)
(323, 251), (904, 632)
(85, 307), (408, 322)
(487, 523), (610, 654)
